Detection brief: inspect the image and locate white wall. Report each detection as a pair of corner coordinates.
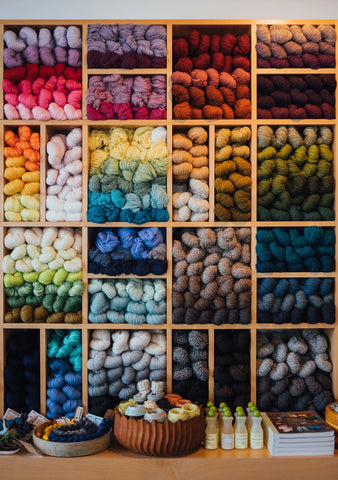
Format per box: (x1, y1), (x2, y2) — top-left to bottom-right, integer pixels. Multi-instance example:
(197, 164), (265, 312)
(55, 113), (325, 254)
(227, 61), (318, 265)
(1, 0), (338, 20)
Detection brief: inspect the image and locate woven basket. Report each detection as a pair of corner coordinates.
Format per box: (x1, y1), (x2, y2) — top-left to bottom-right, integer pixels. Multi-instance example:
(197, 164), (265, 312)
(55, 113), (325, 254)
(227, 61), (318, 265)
(114, 409), (204, 457)
(32, 429), (113, 457)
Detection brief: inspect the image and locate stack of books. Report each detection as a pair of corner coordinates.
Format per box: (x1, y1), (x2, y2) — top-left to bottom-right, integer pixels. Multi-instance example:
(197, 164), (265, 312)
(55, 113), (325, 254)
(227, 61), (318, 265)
(261, 410), (335, 456)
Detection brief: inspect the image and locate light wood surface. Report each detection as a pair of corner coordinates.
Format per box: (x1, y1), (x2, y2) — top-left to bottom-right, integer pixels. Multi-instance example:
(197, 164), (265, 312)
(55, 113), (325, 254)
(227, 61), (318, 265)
(0, 18), (338, 471)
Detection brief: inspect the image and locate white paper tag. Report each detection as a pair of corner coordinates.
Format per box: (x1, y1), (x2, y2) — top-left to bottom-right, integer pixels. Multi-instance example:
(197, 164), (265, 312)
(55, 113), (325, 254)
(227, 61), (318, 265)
(74, 406), (83, 422)
(56, 417), (71, 424)
(86, 413), (103, 426)
(27, 410), (48, 426)
(2, 408), (20, 420)
(16, 440), (42, 457)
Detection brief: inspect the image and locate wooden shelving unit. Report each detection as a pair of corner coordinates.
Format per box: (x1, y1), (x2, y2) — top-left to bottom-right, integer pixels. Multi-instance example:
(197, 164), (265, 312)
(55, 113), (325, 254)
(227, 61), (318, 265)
(0, 19), (338, 472)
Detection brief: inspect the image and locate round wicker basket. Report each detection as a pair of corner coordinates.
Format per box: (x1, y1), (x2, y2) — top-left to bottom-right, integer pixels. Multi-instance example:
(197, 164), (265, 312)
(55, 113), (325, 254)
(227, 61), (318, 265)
(114, 409), (204, 457)
(32, 429), (113, 457)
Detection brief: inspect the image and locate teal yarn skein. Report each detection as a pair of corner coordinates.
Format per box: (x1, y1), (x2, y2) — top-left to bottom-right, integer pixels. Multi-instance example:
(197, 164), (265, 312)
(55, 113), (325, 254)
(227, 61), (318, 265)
(88, 278), (167, 325)
(256, 227), (335, 273)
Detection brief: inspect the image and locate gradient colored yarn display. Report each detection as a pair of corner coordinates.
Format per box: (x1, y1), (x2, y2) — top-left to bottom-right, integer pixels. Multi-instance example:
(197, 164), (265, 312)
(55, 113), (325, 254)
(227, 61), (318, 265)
(256, 227), (335, 273)
(172, 227), (251, 325)
(3, 227), (83, 323)
(87, 126), (169, 224)
(172, 127), (209, 222)
(3, 25), (82, 120)
(214, 330), (250, 409)
(88, 329), (166, 416)
(86, 74), (166, 120)
(87, 24), (167, 68)
(257, 74), (336, 119)
(88, 227), (167, 276)
(172, 330), (208, 404)
(46, 329), (82, 419)
(257, 329), (334, 415)
(257, 277), (335, 325)
(88, 278), (166, 325)
(172, 28), (251, 119)
(256, 24), (336, 69)
(46, 127), (82, 222)
(4, 330), (40, 412)
(4, 126), (40, 222)
(214, 126), (251, 221)
(257, 125), (334, 221)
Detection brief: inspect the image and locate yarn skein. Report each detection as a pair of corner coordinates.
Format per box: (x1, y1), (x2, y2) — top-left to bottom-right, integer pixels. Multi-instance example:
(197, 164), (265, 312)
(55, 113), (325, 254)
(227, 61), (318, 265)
(46, 329), (82, 418)
(256, 329), (334, 415)
(257, 125), (334, 221)
(172, 127), (210, 222)
(88, 227), (167, 276)
(172, 28), (251, 119)
(3, 226), (83, 323)
(4, 126), (40, 222)
(87, 126), (169, 224)
(215, 126), (251, 221)
(3, 25), (82, 120)
(256, 24), (336, 69)
(87, 24), (167, 69)
(256, 227), (335, 273)
(172, 227), (251, 325)
(88, 328), (166, 415)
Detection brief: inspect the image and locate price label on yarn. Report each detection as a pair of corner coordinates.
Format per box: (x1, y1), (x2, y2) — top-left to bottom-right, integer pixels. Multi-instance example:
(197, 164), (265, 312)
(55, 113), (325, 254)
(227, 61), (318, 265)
(86, 413), (103, 426)
(74, 406), (83, 422)
(56, 417), (71, 424)
(2, 408), (20, 420)
(27, 410), (48, 426)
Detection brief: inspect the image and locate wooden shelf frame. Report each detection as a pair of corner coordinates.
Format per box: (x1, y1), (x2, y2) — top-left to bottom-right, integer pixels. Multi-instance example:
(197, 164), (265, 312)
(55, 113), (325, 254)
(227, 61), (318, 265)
(0, 18), (337, 423)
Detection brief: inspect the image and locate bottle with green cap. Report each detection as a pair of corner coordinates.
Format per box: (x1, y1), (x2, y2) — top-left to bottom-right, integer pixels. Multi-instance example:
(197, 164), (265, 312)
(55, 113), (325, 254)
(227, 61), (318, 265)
(250, 410), (263, 450)
(205, 410), (218, 450)
(234, 407), (248, 449)
(220, 408), (234, 450)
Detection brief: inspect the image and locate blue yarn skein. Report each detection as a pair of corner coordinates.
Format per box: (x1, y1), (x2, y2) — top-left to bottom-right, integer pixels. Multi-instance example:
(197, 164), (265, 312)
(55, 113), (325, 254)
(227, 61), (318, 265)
(256, 227), (335, 273)
(46, 330), (82, 419)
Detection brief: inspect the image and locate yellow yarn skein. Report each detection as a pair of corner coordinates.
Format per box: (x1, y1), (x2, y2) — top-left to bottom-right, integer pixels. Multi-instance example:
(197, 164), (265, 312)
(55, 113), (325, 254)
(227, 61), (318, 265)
(5, 156), (25, 167)
(4, 166), (26, 180)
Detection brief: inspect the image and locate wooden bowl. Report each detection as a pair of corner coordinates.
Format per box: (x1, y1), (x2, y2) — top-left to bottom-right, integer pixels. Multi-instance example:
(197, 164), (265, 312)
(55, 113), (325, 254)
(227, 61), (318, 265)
(114, 409), (204, 457)
(32, 429), (113, 457)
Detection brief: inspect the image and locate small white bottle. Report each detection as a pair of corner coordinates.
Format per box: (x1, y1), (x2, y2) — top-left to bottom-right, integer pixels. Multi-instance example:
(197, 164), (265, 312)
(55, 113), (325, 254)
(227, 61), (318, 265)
(246, 402), (255, 431)
(220, 409), (234, 450)
(234, 409), (248, 449)
(250, 410), (264, 450)
(205, 411), (218, 450)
